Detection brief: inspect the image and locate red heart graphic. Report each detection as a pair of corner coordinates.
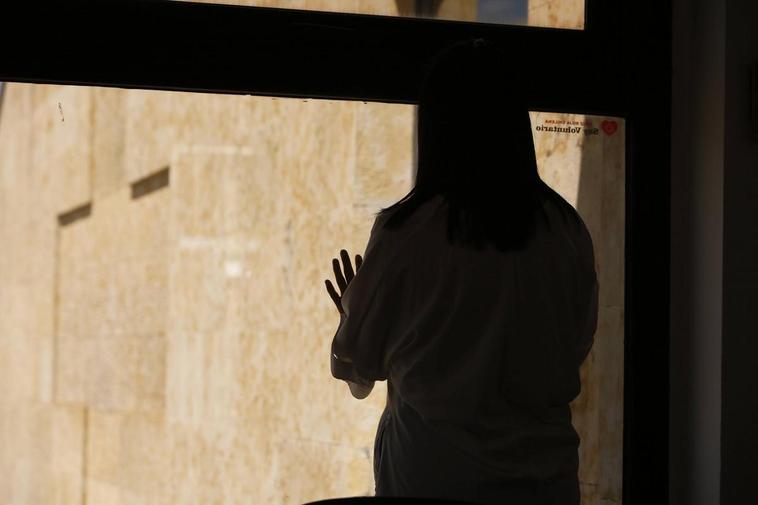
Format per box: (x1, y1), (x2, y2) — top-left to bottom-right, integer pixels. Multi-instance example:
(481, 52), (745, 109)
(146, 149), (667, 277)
(601, 120), (618, 135)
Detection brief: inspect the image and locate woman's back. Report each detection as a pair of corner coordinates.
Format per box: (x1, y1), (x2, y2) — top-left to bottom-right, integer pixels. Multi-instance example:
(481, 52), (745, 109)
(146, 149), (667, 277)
(330, 181), (597, 504)
(358, 184), (598, 505)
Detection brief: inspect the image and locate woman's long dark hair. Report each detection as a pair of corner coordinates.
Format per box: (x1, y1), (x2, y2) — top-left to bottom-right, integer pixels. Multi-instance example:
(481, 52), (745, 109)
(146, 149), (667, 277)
(375, 37), (547, 252)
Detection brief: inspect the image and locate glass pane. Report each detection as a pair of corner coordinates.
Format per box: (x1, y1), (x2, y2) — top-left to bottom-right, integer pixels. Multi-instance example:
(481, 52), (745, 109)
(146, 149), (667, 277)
(530, 110), (626, 503)
(0, 84), (620, 503)
(170, 0), (585, 30)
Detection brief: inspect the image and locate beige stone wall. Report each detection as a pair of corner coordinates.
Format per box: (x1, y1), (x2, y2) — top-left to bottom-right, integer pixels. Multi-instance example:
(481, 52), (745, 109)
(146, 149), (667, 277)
(0, 82), (415, 504)
(529, 0), (585, 30)
(0, 85), (624, 505)
(0, 6), (617, 503)
(177, 0), (584, 29)
(175, 0), (406, 17)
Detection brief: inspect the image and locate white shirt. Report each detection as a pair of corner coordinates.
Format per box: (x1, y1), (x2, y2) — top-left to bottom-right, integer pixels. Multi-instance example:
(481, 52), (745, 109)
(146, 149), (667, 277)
(331, 184), (598, 481)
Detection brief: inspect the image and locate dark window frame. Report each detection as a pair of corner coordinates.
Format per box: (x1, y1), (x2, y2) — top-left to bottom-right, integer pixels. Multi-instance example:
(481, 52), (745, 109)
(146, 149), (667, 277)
(0, 1), (671, 503)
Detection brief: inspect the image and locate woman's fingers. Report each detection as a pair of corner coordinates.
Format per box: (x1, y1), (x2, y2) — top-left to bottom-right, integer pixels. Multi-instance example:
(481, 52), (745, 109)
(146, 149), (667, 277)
(327, 249), (361, 314)
(324, 279), (344, 314)
(340, 249), (355, 283)
(332, 258), (347, 292)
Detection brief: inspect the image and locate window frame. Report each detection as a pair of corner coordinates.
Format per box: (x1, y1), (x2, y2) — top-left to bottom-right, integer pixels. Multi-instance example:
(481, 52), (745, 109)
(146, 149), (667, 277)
(0, 1), (671, 502)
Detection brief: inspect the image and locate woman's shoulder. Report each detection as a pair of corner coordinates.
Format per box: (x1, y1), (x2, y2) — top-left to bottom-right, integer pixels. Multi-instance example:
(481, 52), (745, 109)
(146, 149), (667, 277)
(538, 183), (591, 238)
(374, 192), (445, 232)
(536, 183), (595, 272)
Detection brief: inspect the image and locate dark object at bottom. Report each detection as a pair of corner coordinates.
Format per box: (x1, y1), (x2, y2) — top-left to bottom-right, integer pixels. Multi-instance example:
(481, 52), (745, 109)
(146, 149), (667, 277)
(303, 498), (481, 505)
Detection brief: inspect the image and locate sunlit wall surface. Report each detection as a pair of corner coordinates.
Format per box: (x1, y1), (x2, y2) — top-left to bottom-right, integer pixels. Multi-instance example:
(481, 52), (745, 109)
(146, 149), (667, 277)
(531, 111), (626, 504)
(170, 0), (585, 30)
(0, 81), (622, 504)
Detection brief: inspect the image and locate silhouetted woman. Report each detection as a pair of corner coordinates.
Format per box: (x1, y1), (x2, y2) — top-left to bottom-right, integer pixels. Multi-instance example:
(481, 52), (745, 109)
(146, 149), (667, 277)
(326, 37), (599, 505)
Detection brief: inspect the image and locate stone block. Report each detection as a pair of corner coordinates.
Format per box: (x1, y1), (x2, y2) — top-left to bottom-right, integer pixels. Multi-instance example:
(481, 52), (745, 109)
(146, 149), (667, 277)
(54, 335), (89, 406)
(92, 87), (127, 200)
(528, 0), (585, 29)
(22, 213), (56, 338)
(269, 435), (372, 504)
(353, 101), (415, 209)
(167, 422), (243, 504)
(125, 89), (272, 184)
(169, 148), (287, 239)
(117, 411), (170, 502)
(121, 183), (170, 337)
(167, 150), (290, 425)
(31, 84), (92, 214)
(166, 420), (368, 505)
(0, 401), (84, 505)
(124, 89), (178, 184)
(87, 409), (169, 504)
(85, 479), (120, 505)
(1, 334), (44, 403)
(277, 99), (356, 208)
(57, 213), (99, 342)
(87, 335), (166, 413)
(49, 404), (85, 505)
(87, 409), (121, 485)
(38, 335), (55, 404)
(55, 185), (169, 412)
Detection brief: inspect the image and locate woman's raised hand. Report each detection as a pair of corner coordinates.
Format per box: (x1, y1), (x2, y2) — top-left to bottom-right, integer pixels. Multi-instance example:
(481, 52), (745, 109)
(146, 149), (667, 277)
(325, 249), (363, 315)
